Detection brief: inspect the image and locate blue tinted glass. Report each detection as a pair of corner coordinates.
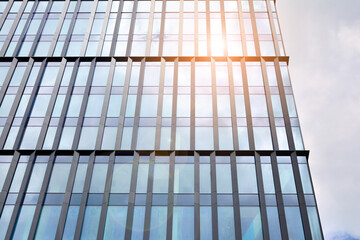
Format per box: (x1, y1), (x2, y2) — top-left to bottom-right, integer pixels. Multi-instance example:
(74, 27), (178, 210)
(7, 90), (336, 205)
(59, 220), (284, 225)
(80, 206), (102, 239)
(27, 163), (47, 192)
(307, 207), (322, 240)
(63, 206), (80, 240)
(110, 164), (132, 193)
(253, 127), (273, 150)
(137, 127), (156, 150)
(200, 207), (212, 240)
(261, 164), (275, 194)
(131, 206), (146, 239)
(78, 127), (98, 149)
(240, 207), (263, 240)
(0, 205), (14, 240)
(298, 164), (313, 194)
(216, 164), (232, 193)
(218, 127), (233, 150)
(73, 164), (88, 193)
(174, 164), (194, 193)
(85, 95), (104, 117)
(278, 164), (297, 194)
(89, 164), (108, 193)
(266, 207), (282, 240)
(47, 164), (71, 192)
(107, 95), (122, 117)
(149, 207), (167, 240)
(153, 164), (169, 193)
(104, 206), (128, 239)
(237, 164), (258, 193)
(35, 206), (61, 239)
(12, 206), (36, 239)
(136, 164), (149, 193)
(217, 207), (235, 240)
(199, 164), (211, 193)
(0, 163), (10, 190)
(284, 207), (305, 240)
(172, 207), (194, 240)
(195, 127), (214, 150)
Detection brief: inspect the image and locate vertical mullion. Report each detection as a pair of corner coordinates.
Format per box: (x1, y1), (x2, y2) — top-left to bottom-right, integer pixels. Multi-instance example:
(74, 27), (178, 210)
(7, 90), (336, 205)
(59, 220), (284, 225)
(254, 152), (270, 240)
(55, 152), (80, 239)
(273, 58), (295, 150)
(291, 152), (312, 239)
(47, 0), (71, 56)
(28, 0), (54, 57)
(166, 152), (175, 240)
(230, 152), (242, 239)
(0, 0), (14, 30)
(27, 152), (56, 239)
(80, 0), (98, 56)
(52, 59), (80, 149)
(145, 0), (156, 56)
(130, 58), (146, 150)
(126, 0), (138, 56)
(0, 58), (33, 148)
(97, 152), (116, 239)
(115, 58), (132, 149)
(248, 0), (261, 56)
(4, 152), (36, 240)
(96, 0), (113, 56)
(227, 59), (239, 150)
(265, 0), (280, 56)
(142, 152), (155, 240)
(60, 1), (81, 57)
(194, 0), (198, 56)
(220, 0), (228, 56)
(123, 152), (140, 240)
(109, 0), (124, 56)
(261, 58), (279, 150)
(270, 152), (289, 239)
(12, 58), (48, 150)
(73, 152), (96, 240)
(178, 0), (184, 56)
(241, 58), (255, 149)
(190, 58), (195, 149)
(0, 151), (20, 214)
(155, 58), (166, 150)
(0, 58), (18, 107)
(71, 58), (96, 150)
(11, 1), (38, 57)
(170, 59), (178, 150)
(210, 151), (218, 240)
(237, 0), (248, 56)
(36, 58), (67, 149)
(194, 151), (200, 239)
(158, 0), (166, 56)
(206, 0), (211, 56)
(0, 0), (26, 56)
(211, 59), (219, 150)
(95, 58), (116, 149)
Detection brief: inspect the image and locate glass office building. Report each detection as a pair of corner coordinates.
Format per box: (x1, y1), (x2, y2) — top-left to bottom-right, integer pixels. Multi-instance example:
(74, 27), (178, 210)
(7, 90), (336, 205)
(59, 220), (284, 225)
(0, 0), (323, 239)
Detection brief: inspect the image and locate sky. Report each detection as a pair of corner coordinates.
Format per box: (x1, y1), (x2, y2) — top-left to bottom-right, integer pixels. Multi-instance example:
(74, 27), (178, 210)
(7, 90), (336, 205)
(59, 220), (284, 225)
(276, 0), (360, 239)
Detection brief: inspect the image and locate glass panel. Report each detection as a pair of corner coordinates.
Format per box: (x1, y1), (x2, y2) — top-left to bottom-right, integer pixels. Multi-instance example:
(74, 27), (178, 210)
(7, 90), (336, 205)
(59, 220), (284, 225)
(253, 127), (273, 150)
(63, 206), (80, 240)
(278, 164), (297, 194)
(174, 164), (194, 193)
(27, 163), (47, 192)
(103, 206), (128, 239)
(237, 164), (258, 193)
(261, 164), (275, 194)
(140, 95), (158, 117)
(131, 206), (146, 239)
(298, 164), (313, 194)
(0, 163), (10, 190)
(240, 207), (263, 240)
(217, 207), (235, 240)
(137, 127), (156, 150)
(78, 127), (98, 149)
(307, 207), (323, 240)
(73, 164), (88, 193)
(80, 206), (102, 240)
(172, 207), (194, 240)
(266, 207), (282, 240)
(149, 207), (167, 240)
(199, 164), (211, 193)
(216, 164), (232, 193)
(47, 164), (71, 192)
(110, 164), (132, 193)
(9, 163), (27, 192)
(12, 206), (36, 240)
(0, 206), (14, 240)
(89, 164), (108, 193)
(35, 206), (61, 240)
(195, 127), (214, 150)
(136, 164), (149, 193)
(284, 207), (305, 240)
(153, 164), (169, 193)
(200, 207), (212, 240)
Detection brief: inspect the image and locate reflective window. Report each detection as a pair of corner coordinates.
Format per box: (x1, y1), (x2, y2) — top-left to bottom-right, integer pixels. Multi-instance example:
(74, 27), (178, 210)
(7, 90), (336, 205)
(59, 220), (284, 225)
(284, 207), (305, 240)
(217, 207), (235, 240)
(174, 164), (194, 193)
(149, 207), (167, 240)
(81, 206), (102, 239)
(110, 164), (132, 193)
(237, 163), (258, 193)
(89, 163), (108, 193)
(153, 163), (169, 193)
(12, 206), (36, 239)
(172, 207), (194, 240)
(104, 206), (128, 239)
(35, 206), (62, 239)
(47, 163), (71, 192)
(200, 207), (212, 240)
(240, 207), (263, 240)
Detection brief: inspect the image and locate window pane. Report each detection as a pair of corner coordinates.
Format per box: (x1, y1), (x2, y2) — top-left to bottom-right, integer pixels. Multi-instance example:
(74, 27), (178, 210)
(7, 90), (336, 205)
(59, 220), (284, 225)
(137, 127), (156, 150)
(253, 127), (273, 150)
(136, 164), (149, 193)
(84, 95), (104, 117)
(35, 206), (61, 240)
(63, 206), (79, 240)
(140, 95), (158, 117)
(218, 127), (233, 150)
(89, 164), (108, 193)
(278, 164), (297, 194)
(0, 163), (10, 190)
(200, 207), (212, 240)
(0, 206), (14, 240)
(12, 206), (36, 240)
(195, 127), (214, 150)
(240, 207), (263, 240)
(78, 127), (98, 149)
(298, 164), (313, 194)
(250, 95), (268, 117)
(261, 164), (275, 194)
(149, 207), (167, 240)
(172, 207), (194, 240)
(9, 163), (27, 192)
(110, 164), (132, 193)
(47, 164), (71, 192)
(131, 206), (146, 239)
(307, 207), (322, 240)
(237, 164), (258, 193)
(73, 164), (88, 193)
(216, 164), (232, 193)
(81, 206), (102, 239)
(284, 207), (305, 240)
(174, 164), (194, 193)
(153, 164), (169, 193)
(199, 164), (211, 193)
(27, 163), (47, 192)
(217, 207), (235, 240)
(104, 206), (128, 239)
(266, 207), (282, 240)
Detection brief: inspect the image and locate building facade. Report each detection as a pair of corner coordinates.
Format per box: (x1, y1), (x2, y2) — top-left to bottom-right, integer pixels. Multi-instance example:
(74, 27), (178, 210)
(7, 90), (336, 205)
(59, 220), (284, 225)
(0, 0), (322, 239)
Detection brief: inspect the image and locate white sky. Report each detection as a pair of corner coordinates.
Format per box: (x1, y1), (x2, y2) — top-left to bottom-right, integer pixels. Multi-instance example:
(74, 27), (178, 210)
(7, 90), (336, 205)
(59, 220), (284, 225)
(277, 0), (360, 238)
